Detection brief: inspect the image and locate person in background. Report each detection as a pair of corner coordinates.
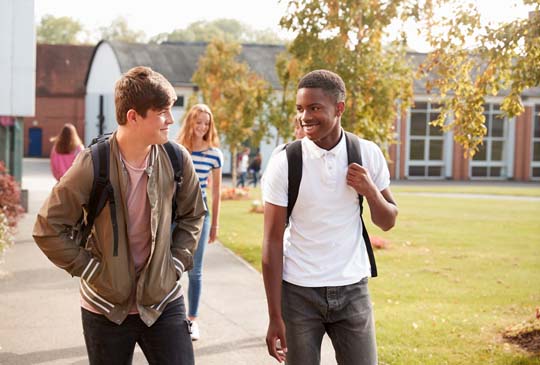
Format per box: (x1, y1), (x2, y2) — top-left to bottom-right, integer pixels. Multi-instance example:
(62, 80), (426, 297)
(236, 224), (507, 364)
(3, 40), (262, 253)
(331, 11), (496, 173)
(262, 116), (307, 191)
(50, 123), (84, 181)
(236, 147), (250, 187)
(248, 152), (262, 187)
(177, 104), (223, 341)
(293, 116), (306, 140)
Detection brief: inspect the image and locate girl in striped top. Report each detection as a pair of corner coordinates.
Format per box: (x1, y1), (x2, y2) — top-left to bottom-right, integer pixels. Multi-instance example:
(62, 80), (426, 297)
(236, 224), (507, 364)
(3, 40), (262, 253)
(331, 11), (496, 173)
(177, 104), (223, 341)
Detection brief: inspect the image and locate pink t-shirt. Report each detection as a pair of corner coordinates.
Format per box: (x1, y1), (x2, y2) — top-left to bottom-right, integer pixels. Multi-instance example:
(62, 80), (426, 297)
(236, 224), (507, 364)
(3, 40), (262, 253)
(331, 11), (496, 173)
(50, 145), (83, 181)
(122, 155), (152, 278)
(81, 154), (151, 314)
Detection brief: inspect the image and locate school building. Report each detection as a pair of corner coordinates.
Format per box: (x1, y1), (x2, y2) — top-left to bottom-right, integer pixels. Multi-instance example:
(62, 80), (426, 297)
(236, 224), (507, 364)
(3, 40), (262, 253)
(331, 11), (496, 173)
(23, 41), (540, 181)
(22, 44), (94, 157)
(388, 93), (540, 181)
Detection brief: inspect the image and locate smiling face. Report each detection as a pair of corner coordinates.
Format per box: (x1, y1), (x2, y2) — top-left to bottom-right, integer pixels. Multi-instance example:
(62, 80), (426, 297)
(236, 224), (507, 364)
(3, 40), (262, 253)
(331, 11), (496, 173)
(296, 87), (344, 150)
(193, 111), (211, 140)
(137, 103), (174, 145)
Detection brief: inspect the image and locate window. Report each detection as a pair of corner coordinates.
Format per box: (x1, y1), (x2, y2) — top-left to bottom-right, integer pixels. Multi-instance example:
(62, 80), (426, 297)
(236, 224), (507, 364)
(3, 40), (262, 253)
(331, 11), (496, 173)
(406, 102), (445, 178)
(532, 105), (540, 179)
(470, 103), (509, 179)
(173, 95), (185, 108)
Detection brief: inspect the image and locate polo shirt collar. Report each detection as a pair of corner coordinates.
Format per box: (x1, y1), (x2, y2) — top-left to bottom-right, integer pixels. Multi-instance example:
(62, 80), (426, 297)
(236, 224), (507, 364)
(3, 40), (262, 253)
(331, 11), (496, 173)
(303, 129), (346, 159)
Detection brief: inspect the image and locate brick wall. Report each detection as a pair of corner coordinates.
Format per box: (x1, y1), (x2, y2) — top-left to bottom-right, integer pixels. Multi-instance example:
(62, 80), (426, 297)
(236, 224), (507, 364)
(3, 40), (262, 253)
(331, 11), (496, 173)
(23, 96), (85, 157)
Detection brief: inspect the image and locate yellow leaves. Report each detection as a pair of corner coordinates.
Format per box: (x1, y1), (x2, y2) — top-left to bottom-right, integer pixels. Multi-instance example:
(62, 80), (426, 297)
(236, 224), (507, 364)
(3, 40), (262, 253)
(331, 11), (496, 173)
(192, 38), (270, 148)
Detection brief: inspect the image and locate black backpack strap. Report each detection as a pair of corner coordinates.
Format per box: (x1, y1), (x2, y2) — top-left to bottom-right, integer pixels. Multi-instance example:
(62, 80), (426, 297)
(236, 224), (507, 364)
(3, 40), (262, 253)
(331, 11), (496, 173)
(345, 131), (378, 277)
(77, 138), (119, 256)
(89, 132), (113, 147)
(86, 140), (109, 235)
(163, 141), (184, 224)
(163, 141), (184, 186)
(285, 140), (302, 226)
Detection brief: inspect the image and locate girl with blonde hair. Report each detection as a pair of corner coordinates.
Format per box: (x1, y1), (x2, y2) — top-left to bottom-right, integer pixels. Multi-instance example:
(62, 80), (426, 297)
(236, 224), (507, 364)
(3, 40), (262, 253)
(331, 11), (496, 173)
(50, 123), (84, 181)
(177, 103), (223, 341)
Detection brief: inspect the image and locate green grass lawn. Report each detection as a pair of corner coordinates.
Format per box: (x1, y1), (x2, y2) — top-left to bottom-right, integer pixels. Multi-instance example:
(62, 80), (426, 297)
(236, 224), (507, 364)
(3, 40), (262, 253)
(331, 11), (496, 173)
(218, 185), (540, 364)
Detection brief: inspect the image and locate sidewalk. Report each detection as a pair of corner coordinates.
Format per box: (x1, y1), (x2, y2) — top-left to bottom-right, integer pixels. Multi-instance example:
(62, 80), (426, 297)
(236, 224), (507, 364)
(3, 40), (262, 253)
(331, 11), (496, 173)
(0, 158), (335, 365)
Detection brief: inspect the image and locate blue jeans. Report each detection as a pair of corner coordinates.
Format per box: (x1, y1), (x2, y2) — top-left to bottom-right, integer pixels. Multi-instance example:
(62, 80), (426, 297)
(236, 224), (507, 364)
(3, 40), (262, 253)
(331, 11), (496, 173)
(187, 210), (210, 318)
(81, 297), (194, 365)
(236, 172), (247, 187)
(281, 278), (377, 365)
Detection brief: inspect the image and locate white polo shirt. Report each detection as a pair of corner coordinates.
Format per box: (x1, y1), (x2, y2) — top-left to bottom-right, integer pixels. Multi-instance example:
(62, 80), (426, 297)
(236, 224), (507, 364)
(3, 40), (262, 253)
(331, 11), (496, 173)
(262, 131), (390, 287)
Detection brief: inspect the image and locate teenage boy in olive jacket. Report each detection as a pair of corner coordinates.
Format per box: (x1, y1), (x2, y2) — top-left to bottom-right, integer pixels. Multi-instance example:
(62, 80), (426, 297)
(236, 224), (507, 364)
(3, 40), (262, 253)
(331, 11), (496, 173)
(33, 66), (206, 365)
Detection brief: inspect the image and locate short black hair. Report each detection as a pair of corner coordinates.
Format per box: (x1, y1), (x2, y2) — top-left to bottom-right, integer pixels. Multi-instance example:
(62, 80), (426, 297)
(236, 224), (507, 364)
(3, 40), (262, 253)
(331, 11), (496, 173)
(297, 70), (346, 102)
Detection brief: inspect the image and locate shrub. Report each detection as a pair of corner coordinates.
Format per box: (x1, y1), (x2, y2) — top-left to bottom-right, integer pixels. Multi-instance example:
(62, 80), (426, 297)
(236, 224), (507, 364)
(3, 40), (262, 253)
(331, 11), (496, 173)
(221, 187), (251, 200)
(250, 200), (264, 213)
(0, 161), (24, 254)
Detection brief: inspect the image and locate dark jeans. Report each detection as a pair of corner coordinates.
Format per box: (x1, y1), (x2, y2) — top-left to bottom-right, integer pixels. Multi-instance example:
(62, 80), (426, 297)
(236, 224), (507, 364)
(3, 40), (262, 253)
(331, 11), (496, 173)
(82, 297), (194, 365)
(236, 172), (247, 187)
(248, 170), (260, 187)
(282, 278), (377, 365)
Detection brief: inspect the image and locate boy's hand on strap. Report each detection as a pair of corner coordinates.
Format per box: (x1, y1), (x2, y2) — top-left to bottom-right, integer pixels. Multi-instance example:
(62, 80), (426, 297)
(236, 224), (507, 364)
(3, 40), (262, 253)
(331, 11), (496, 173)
(346, 163), (377, 199)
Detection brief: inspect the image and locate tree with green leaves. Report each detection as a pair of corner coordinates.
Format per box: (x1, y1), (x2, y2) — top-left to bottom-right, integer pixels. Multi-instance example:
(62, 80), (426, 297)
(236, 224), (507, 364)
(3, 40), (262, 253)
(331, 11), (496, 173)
(280, 0), (539, 158)
(36, 14), (84, 44)
(99, 17), (146, 43)
(280, 0), (415, 151)
(263, 52), (303, 145)
(151, 19), (283, 45)
(416, 0), (540, 156)
(191, 39), (270, 185)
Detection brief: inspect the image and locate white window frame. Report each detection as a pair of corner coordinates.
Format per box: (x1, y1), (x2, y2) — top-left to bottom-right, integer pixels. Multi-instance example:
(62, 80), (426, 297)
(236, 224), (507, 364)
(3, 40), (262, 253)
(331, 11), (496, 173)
(405, 100), (447, 179)
(469, 103), (514, 180)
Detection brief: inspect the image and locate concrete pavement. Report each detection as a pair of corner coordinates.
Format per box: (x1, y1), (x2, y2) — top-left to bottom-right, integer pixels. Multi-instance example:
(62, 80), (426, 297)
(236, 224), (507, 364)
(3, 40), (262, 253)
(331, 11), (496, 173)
(0, 158), (335, 365)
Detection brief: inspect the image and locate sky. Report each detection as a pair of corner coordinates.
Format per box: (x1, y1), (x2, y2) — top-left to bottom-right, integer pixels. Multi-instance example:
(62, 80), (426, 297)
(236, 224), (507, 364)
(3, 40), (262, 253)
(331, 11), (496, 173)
(34, 0), (291, 40)
(34, 0), (535, 50)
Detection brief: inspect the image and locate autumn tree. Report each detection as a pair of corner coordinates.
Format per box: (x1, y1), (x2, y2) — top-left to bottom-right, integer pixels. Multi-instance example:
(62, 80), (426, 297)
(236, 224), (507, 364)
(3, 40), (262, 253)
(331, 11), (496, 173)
(99, 17), (146, 43)
(263, 52), (303, 145)
(280, 0), (415, 150)
(191, 39), (270, 185)
(37, 15), (84, 44)
(416, 0), (540, 156)
(280, 0), (539, 157)
(151, 19), (284, 45)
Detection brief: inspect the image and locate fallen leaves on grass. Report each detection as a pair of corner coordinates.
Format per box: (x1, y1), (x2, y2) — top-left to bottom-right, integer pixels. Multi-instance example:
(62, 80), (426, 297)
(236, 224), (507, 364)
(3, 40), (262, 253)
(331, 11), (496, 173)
(370, 236), (389, 249)
(221, 187), (250, 200)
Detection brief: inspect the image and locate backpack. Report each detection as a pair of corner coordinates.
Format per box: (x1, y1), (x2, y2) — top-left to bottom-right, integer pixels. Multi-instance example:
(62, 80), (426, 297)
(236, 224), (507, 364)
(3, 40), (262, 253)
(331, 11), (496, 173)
(74, 133), (184, 257)
(284, 131), (378, 277)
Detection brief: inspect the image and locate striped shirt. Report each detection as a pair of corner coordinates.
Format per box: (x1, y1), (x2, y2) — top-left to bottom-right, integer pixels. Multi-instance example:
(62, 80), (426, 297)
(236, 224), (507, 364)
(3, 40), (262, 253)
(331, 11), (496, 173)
(191, 147), (223, 197)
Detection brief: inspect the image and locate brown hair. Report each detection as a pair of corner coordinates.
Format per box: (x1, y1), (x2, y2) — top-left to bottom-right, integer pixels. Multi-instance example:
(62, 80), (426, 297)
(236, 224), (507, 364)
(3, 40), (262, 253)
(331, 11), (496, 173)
(51, 123), (83, 154)
(177, 104), (220, 151)
(114, 66), (176, 125)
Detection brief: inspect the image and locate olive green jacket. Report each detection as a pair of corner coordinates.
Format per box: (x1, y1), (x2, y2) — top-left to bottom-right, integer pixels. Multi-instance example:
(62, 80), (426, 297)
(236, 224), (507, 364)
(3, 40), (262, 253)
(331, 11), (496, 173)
(33, 134), (206, 326)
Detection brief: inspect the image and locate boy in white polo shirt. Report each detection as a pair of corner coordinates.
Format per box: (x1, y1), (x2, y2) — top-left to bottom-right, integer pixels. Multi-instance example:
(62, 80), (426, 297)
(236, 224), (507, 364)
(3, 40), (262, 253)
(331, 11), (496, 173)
(262, 69), (398, 365)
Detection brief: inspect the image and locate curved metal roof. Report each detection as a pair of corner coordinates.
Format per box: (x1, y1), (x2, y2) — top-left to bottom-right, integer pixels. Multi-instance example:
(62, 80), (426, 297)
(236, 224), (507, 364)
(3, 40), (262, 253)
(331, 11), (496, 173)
(102, 40), (285, 89)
